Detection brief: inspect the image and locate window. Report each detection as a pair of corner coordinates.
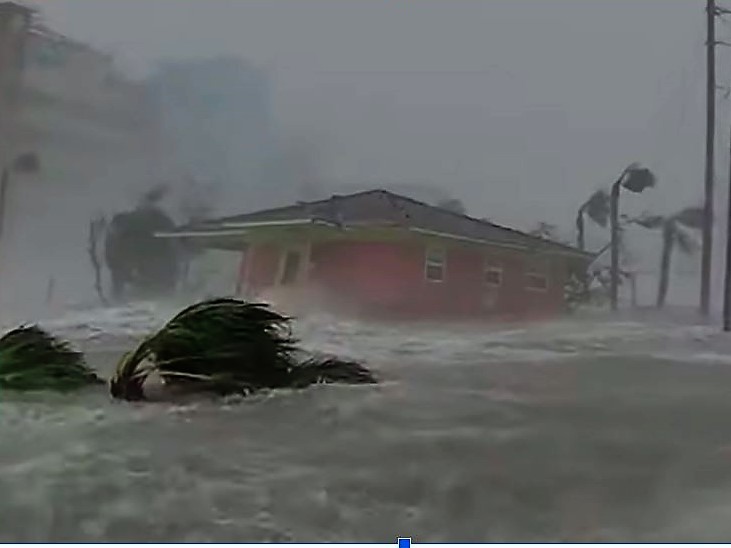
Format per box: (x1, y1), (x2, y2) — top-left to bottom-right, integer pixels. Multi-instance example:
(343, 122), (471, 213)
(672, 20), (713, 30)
(425, 247), (446, 282)
(484, 257), (503, 287)
(525, 257), (549, 291)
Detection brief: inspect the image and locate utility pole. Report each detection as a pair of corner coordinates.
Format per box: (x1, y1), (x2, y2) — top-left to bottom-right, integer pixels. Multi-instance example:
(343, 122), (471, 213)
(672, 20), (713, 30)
(701, 0), (717, 318)
(724, 125), (731, 331)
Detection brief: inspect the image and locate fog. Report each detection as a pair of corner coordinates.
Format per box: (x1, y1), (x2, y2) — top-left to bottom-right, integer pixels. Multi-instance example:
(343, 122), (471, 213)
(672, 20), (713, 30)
(38, 0), (712, 221)
(12, 0), (730, 311)
(9, 2), (731, 541)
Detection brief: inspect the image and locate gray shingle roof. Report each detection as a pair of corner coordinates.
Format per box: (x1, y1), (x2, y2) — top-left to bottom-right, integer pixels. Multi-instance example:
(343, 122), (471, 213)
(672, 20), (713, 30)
(174, 189), (591, 258)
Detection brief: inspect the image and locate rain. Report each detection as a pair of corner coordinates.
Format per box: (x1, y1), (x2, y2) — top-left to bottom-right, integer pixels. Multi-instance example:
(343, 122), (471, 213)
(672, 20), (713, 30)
(0, 0), (730, 542)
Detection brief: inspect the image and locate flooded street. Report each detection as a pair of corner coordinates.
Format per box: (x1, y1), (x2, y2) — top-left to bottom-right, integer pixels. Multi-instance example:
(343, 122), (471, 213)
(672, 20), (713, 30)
(2, 305), (731, 541)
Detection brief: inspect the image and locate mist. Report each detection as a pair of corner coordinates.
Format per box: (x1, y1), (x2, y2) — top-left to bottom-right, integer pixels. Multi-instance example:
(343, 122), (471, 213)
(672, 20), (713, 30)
(9, 2), (731, 542)
(7, 0), (727, 313)
(38, 1), (710, 216)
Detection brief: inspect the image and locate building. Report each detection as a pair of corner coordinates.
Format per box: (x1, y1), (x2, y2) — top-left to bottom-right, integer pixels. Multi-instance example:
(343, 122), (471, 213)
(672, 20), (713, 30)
(148, 56), (277, 213)
(0, 3), (160, 317)
(160, 189), (592, 320)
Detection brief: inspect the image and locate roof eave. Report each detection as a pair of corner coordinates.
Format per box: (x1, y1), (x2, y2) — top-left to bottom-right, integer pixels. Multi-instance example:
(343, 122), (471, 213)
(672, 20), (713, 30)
(409, 227), (591, 259)
(156, 217), (345, 238)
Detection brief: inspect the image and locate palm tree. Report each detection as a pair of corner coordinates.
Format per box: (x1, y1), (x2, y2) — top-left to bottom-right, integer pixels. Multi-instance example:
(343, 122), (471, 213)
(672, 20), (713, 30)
(87, 216), (108, 305)
(0, 325), (101, 391)
(630, 207), (704, 309)
(100, 184), (182, 302)
(576, 189), (610, 251)
(609, 163), (657, 310)
(110, 298), (377, 401)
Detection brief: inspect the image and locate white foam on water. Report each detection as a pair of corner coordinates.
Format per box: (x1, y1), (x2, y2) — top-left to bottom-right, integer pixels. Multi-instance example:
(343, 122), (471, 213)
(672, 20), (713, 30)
(2, 303), (730, 541)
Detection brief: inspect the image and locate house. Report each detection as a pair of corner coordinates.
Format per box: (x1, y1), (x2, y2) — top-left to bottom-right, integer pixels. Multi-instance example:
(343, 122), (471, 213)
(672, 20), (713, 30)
(159, 189), (593, 320)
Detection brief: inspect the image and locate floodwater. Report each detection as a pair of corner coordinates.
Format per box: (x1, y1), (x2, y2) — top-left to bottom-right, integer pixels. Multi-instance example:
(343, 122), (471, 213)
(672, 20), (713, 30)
(2, 303), (731, 541)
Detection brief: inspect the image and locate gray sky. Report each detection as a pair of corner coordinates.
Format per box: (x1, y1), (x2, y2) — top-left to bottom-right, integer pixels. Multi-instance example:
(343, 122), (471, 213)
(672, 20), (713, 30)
(35, 0), (721, 233)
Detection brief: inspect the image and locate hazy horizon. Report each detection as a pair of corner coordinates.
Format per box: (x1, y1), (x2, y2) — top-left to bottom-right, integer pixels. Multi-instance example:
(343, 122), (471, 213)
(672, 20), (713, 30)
(35, 1), (721, 229)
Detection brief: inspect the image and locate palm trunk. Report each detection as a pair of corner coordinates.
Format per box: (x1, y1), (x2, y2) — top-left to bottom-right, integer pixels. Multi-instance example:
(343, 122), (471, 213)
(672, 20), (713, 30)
(629, 272), (638, 308)
(609, 181), (621, 311)
(576, 209), (585, 251)
(575, 209), (591, 297)
(87, 218), (107, 305)
(656, 222), (674, 309)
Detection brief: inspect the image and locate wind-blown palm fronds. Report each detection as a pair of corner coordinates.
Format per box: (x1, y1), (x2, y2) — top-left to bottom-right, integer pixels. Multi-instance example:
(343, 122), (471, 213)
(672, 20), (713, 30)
(628, 206), (703, 308)
(0, 325), (101, 391)
(621, 163), (657, 194)
(288, 357), (377, 388)
(110, 298), (376, 401)
(583, 189), (610, 228)
(629, 211), (665, 230)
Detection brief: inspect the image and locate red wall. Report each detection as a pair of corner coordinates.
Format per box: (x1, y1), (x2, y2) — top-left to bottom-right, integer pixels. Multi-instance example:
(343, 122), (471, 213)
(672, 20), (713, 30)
(239, 244), (280, 297)
(310, 241), (567, 319)
(237, 240), (568, 320)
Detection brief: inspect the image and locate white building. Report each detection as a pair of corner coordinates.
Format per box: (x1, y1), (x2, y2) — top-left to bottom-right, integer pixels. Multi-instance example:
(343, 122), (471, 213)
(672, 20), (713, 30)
(0, 3), (160, 319)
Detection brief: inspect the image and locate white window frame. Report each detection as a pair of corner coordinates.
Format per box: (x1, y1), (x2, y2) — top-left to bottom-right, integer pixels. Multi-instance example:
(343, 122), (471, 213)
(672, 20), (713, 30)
(525, 257), (550, 292)
(484, 257), (503, 287)
(424, 246), (446, 283)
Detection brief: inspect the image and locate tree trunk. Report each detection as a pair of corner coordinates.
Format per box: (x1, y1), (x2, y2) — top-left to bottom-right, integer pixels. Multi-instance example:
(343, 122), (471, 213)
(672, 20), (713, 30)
(576, 209), (585, 251)
(629, 273), (637, 308)
(610, 181), (621, 311)
(656, 223), (675, 309)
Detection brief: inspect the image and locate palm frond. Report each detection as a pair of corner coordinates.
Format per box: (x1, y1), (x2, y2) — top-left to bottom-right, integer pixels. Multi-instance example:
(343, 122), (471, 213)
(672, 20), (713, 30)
(0, 325), (100, 391)
(675, 226), (699, 255)
(583, 189), (610, 227)
(630, 211), (666, 230)
(288, 357), (378, 388)
(110, 298), (376, 401)
(674, 206), (705, 230)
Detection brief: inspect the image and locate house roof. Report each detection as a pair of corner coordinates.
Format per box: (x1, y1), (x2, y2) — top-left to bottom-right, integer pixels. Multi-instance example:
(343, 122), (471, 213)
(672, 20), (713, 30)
(165, 189), (592, 259)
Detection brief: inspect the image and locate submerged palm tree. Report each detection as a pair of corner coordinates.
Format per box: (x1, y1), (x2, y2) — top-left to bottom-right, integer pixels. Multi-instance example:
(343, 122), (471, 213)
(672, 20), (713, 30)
(0, 325), (101, 391)
(110, 298), (376, 401)
(630, 207), (703, 309)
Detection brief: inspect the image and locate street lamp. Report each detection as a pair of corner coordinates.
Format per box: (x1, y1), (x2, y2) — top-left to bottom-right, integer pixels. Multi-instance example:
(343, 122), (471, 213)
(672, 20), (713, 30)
(0, 151), (40, 239)
(609, 163), (656, 311)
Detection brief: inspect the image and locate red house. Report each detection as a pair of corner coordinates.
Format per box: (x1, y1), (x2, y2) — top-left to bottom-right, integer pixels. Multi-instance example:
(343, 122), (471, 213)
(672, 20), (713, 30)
(161, 190), (592, 320)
